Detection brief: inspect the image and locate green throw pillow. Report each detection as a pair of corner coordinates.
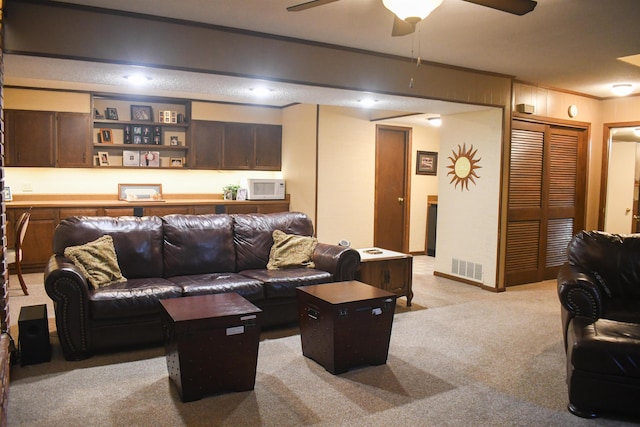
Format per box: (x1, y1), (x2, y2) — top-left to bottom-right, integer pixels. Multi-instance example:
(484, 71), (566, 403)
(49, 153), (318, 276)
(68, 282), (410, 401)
(267, 230), (318, 270)
(64, 235), (127, 289)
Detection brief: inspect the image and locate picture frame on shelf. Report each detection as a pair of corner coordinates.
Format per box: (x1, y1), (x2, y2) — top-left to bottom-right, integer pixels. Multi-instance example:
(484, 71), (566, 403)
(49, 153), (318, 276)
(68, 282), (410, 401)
(118, 183), (163, 201)
(99, 128), (113, 144)
(124, 125), (132, 144)
(105, 107), (118, 120)
(170, 157), (183, 167)
(3, 186), (12, 202)
(140, 151), (160, 167)
(416, 150), (438, 176)
(123, 150), (140, 167)
(98, 151), (110, 166)
(170, 136), (179, 146)
(131, 105), (153, 121)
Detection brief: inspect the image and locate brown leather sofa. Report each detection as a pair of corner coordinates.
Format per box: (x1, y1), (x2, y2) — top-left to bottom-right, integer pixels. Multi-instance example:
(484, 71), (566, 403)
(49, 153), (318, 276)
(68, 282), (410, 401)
(44, 212), (360, 361)
(557, 230), (640, 419)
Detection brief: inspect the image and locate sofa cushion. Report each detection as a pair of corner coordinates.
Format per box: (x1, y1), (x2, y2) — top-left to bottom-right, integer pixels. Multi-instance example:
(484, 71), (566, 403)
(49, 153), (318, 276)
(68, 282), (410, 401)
(64, 235), (126, 289)
(54, 216), (164, 279)
(89, 277), (182, 320)
(240, 268), (332, 299)
(267, 230), (317, 270)
(162, 214), (236, 277)
(569, 317), (640, 378)
(234, 212), (315, 272)
(168, 273), (264, 302)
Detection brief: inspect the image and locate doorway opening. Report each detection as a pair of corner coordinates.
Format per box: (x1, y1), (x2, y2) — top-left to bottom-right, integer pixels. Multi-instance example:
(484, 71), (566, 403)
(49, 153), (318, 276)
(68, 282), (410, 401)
(599, 122), (640, 233)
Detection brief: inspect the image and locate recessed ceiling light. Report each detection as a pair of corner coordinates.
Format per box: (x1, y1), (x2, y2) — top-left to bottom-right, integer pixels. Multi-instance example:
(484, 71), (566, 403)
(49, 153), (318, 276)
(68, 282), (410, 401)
(427, 117), (442, 127)
(249, 87), (274, 97)
(611, 83), (633, 96)
(358, 98), (378, 108)
(123, 74), (152, 85)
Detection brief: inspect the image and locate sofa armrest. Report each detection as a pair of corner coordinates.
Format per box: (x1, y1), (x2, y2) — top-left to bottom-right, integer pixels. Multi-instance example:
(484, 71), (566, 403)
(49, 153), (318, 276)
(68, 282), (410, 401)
(557, 263), (603, 321)
(313, 243), (361, 282)
(43, 255), (92, 360)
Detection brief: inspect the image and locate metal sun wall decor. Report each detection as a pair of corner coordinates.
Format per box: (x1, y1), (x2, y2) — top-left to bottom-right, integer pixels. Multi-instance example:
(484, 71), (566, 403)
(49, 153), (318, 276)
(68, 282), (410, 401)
(447, 143), (482, 191)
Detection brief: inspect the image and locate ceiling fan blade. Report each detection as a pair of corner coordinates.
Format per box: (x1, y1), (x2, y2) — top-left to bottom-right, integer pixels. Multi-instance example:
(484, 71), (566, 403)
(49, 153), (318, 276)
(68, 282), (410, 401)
(391, 16), (415, 37)
(287, 0), (340, 12)
(462, 0), (537, 16)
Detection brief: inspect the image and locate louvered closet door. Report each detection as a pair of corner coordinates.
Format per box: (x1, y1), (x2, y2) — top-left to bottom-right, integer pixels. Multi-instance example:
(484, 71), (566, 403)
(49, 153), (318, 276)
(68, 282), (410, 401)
(505, 120), (586, 285)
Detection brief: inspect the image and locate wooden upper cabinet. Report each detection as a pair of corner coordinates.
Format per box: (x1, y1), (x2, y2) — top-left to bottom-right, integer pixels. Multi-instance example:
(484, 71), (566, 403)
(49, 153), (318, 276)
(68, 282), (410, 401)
(5, 110), (56, 167)
(222, 123), (254, 169)
(57, 112), (92, 167)
(254, 124), (282, 170)
(221, 122), (282, 170)
(190, 120), (223, 169)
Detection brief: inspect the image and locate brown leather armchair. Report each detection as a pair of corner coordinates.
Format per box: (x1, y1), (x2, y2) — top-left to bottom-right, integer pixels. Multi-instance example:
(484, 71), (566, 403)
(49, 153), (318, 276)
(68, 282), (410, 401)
(557, 230), (640, 419)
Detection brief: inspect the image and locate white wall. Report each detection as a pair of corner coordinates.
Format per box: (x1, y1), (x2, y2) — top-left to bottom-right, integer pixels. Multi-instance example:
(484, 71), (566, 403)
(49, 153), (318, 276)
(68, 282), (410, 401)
(434, 109), (502, 288)
(281, 104), (318, 224)
(316, 106), (377, 247)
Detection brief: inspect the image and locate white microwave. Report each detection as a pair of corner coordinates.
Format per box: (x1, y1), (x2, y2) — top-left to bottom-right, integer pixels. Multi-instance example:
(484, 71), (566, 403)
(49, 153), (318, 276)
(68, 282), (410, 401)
(241, 178), (285, 200)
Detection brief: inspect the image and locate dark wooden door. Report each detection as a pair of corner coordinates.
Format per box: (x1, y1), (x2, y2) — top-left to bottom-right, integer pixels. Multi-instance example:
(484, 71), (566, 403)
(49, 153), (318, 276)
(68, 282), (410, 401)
(374, 125), (410, 252)
(57, 112), (92, 167)
(505, 120), (587, 285)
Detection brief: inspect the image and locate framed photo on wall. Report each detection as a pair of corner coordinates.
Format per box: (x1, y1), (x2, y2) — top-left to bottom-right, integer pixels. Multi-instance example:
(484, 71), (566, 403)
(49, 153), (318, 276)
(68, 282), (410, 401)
(416, 151), (438, 176)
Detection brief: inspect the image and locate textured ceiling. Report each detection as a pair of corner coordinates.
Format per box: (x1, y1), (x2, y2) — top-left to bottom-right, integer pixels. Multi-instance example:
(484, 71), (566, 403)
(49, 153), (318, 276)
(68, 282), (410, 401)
(4, 0), (640, 124)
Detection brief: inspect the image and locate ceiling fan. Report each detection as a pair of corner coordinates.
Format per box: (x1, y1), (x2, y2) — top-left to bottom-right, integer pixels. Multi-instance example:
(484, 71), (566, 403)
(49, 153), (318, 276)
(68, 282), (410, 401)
(287, 0), (537, 36)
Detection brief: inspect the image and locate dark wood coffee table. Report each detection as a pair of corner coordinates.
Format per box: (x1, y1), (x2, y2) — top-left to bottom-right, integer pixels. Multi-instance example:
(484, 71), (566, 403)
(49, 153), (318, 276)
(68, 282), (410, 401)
(296, 281), (396, 374)
(159, 293), (262, 402)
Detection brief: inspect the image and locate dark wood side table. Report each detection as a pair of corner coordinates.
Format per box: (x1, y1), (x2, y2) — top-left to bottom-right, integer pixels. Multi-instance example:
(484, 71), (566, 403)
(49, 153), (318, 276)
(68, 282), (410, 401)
(356, 248), (413, 306)
(296, 281), (396, 374)
(159, 293), (262, 402)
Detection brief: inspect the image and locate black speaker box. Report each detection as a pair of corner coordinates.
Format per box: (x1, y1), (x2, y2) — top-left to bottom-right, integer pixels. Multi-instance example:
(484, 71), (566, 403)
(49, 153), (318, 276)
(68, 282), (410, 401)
(18, 304), (51, 366)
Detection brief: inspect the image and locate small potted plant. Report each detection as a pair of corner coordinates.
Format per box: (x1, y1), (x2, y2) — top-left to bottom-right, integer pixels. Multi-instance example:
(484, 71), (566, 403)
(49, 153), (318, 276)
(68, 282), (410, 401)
(223, 184), (240, 200)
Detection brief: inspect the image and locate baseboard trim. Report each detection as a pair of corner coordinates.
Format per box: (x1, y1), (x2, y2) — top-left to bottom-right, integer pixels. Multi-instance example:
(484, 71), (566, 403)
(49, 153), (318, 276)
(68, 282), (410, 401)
(434, 271), (503, 293)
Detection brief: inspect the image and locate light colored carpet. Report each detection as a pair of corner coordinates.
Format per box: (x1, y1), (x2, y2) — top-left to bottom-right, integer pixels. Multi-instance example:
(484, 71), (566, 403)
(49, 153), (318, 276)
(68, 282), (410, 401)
(5, 258), (637, 426)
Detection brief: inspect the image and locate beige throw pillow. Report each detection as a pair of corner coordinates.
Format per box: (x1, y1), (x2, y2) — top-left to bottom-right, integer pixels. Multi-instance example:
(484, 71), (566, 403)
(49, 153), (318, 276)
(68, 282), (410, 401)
(267, 230), (318, 270)
(64, 235), (127, 289)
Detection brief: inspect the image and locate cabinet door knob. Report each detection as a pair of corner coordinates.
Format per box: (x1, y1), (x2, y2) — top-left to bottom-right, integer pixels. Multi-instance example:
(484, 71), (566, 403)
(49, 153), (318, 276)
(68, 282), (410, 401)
(398, 197), (404, 204)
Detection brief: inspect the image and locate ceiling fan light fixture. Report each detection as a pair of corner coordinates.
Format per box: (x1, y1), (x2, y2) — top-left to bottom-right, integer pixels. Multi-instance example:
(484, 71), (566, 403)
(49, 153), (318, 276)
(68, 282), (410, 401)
(382, 0), (443, 22)
(611, 83), (633, 96)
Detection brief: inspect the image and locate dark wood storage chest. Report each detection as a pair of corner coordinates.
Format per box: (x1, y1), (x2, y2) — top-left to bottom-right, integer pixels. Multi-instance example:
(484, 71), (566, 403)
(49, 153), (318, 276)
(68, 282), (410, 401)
(296, 281), (396, 374)
(160, 293), (262, 402)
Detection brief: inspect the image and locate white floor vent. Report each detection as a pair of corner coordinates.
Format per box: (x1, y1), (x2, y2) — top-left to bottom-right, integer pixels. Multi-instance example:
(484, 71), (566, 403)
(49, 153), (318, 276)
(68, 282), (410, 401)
(452, 258), (483, 281)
